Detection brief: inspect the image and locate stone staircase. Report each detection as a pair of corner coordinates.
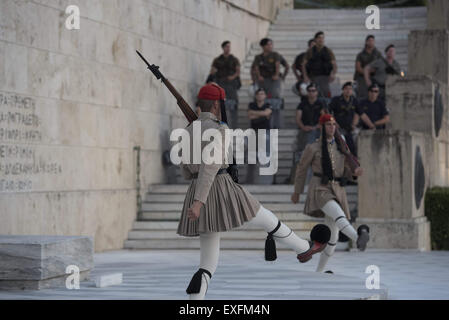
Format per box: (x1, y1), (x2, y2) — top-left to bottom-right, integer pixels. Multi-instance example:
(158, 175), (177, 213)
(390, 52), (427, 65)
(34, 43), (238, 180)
(124, 184), (358, 250)
(237, 6), (427, 129)
(170, 129), (298, 184)
(124, 7), (426, 250)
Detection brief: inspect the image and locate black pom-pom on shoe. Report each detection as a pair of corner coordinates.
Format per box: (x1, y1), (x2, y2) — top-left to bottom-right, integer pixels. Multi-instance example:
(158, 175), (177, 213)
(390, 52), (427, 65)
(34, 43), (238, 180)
(310, 224), (331, 244)
(356, 224), (370, 251)
(357, 224), (370, 235)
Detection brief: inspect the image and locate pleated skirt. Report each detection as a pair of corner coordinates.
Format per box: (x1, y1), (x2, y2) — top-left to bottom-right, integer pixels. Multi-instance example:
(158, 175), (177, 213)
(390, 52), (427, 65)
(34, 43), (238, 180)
(304, 176), (351, 219)
(177, 174), (261, 237)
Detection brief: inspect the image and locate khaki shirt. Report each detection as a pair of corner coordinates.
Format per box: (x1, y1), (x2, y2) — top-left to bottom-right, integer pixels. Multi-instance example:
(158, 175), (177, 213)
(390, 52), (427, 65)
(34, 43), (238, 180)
(212, 54), (240, 80)
(251, 51), (281, 78)
(180, 112), (230, 204)
(369, 58), (401, 86)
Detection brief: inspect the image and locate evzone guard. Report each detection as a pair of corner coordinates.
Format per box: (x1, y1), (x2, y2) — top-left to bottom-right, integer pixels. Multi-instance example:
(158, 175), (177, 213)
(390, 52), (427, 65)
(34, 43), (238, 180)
(177, 83), (331, 300)
(291, 114), (370, 273)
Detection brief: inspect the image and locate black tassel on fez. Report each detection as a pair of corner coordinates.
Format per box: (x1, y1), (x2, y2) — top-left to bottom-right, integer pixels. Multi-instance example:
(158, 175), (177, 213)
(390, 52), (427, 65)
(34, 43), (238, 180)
(265, 221), (281, 261)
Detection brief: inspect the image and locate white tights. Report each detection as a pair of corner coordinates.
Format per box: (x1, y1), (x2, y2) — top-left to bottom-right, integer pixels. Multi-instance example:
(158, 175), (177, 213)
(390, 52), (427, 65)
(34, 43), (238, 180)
(189, 205), (310, 300)
(316, 200), (358, 273)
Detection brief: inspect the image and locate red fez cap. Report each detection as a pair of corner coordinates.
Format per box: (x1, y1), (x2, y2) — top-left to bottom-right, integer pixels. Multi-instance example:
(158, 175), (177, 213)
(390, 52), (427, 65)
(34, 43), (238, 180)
(197, 83), (226, 101)
(319, 114), (335, 125)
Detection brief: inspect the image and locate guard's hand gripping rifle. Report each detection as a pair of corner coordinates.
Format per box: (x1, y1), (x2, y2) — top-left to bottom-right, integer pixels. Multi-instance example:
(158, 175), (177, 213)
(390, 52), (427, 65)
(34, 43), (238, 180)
(136, 50), (239, 183)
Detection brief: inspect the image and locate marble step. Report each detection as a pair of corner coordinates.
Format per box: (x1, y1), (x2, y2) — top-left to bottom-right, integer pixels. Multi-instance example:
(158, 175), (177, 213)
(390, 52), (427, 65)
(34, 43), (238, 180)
(141, 201), (358, 212)
(139, 211), (320, 221)
(276, 7), (426, 18)
(248, 39), (409, 50)
(243, 51), (408, 62)
(240, 66), (405, 77)
(271, 22), (425, 30)
(124, 237), (312, 250)
(127, 229), (311, 240)
(131, 220), (319, 230)
(138, 208), (356, 221)
(144, 192), (357, 203)
(147, 184), (358, 194)
(241, 56), (408, 68)
(172, 167), (297, 181)
(269, 23), (425, 31)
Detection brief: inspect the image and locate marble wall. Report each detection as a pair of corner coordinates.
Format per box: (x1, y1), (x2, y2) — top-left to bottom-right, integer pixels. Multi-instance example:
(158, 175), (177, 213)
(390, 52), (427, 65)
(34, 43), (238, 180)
(0, 0), (292, 251)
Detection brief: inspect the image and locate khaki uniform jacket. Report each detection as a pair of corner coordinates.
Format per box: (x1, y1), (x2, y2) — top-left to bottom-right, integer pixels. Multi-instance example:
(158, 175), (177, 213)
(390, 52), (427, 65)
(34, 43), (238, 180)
(180, 112), (229, 204)
(177, 112), (260, 237)
(294, 138), (355, 218)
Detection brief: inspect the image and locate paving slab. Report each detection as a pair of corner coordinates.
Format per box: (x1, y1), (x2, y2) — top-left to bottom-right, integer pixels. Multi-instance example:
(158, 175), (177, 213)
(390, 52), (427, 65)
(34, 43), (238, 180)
(0, 249), (447, 300)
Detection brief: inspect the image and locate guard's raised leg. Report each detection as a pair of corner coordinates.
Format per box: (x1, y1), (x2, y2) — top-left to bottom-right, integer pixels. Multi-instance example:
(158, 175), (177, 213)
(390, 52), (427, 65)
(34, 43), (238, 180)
(246, 205), (330, 262)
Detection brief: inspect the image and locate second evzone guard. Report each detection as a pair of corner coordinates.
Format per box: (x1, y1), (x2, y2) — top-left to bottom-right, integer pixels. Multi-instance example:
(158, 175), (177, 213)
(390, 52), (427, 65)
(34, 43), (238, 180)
(177, 83), (331, 300)
(291, 114), (370, 273)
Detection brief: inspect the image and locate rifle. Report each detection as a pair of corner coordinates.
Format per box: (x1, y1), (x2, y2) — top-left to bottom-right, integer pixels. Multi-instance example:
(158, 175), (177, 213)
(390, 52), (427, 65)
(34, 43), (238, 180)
(136, 50), (239, 183)
(136, 50), (197, 123)
(334, 127), (360, 172)
(380, 56), (402, 76)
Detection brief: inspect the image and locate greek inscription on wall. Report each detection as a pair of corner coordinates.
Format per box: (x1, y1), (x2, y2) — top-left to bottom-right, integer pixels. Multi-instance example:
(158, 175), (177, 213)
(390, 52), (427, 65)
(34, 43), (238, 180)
(0, 92), (62, 192)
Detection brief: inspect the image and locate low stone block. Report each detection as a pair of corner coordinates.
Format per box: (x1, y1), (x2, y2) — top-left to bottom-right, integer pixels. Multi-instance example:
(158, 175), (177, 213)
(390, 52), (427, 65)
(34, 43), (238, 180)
(358, 130), (430, 220)
(355, 217), (431, 251)
(0, 235), (94, 290)
(386, 75), (448, 141)
(95, 273), (123, 288)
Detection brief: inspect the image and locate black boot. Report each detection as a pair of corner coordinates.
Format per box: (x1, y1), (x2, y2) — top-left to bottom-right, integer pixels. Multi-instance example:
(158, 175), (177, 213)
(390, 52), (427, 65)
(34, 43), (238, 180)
(356, 225), (370, 251)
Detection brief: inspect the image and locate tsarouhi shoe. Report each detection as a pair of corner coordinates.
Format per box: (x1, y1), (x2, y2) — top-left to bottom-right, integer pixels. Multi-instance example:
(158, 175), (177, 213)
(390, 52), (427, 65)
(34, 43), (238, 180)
(356, 225), (370, 251)
(297, 241), (327, 263)
(297, 224), (330, 263)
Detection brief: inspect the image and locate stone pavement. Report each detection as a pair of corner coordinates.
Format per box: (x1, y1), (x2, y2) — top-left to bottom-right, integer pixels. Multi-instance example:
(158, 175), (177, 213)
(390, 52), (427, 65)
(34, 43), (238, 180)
(0, 249), (448, 300)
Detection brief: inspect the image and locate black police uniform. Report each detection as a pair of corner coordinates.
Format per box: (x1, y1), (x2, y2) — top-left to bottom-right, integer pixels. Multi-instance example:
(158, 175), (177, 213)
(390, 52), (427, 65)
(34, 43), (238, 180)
(297, 98), (327, 126)
(329, 95), (359, 155)
(248, 101), (272, 130)
(357, 98), (389, 130)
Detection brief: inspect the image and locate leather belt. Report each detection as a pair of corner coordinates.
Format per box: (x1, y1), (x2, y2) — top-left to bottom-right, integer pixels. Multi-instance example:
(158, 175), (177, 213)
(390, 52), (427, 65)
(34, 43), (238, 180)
(313, 173), (348, 186)
(191, 168), (228, 179)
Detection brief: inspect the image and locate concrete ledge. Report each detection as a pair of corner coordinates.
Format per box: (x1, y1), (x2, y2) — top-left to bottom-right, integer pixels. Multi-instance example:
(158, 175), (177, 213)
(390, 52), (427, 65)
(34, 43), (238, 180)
(0, 235), (94, 290)
(354, 217), (431, 251)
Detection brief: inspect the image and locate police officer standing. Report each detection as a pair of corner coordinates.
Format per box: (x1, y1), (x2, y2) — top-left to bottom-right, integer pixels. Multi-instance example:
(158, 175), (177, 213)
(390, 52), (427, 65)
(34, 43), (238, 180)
(251, 38), (284, 129)
(247, 88), (273, 184)
(329, 82), (359, 156)
(251, 38), (282, 99)
(302, 31), (337, 99)
(289, 83), (328, 183)
(292, 39), (316, 101)
(357, 83), (390, 130)
(209, 41), (241, 129)
(364, 44), (402, 101)
(353, 35), (381, 100)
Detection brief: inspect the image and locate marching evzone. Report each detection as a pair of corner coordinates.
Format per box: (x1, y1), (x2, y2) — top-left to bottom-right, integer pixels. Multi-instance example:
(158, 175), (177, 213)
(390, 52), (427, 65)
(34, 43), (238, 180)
(291, 114), (370, 273)
(177, 83), (331, 300)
